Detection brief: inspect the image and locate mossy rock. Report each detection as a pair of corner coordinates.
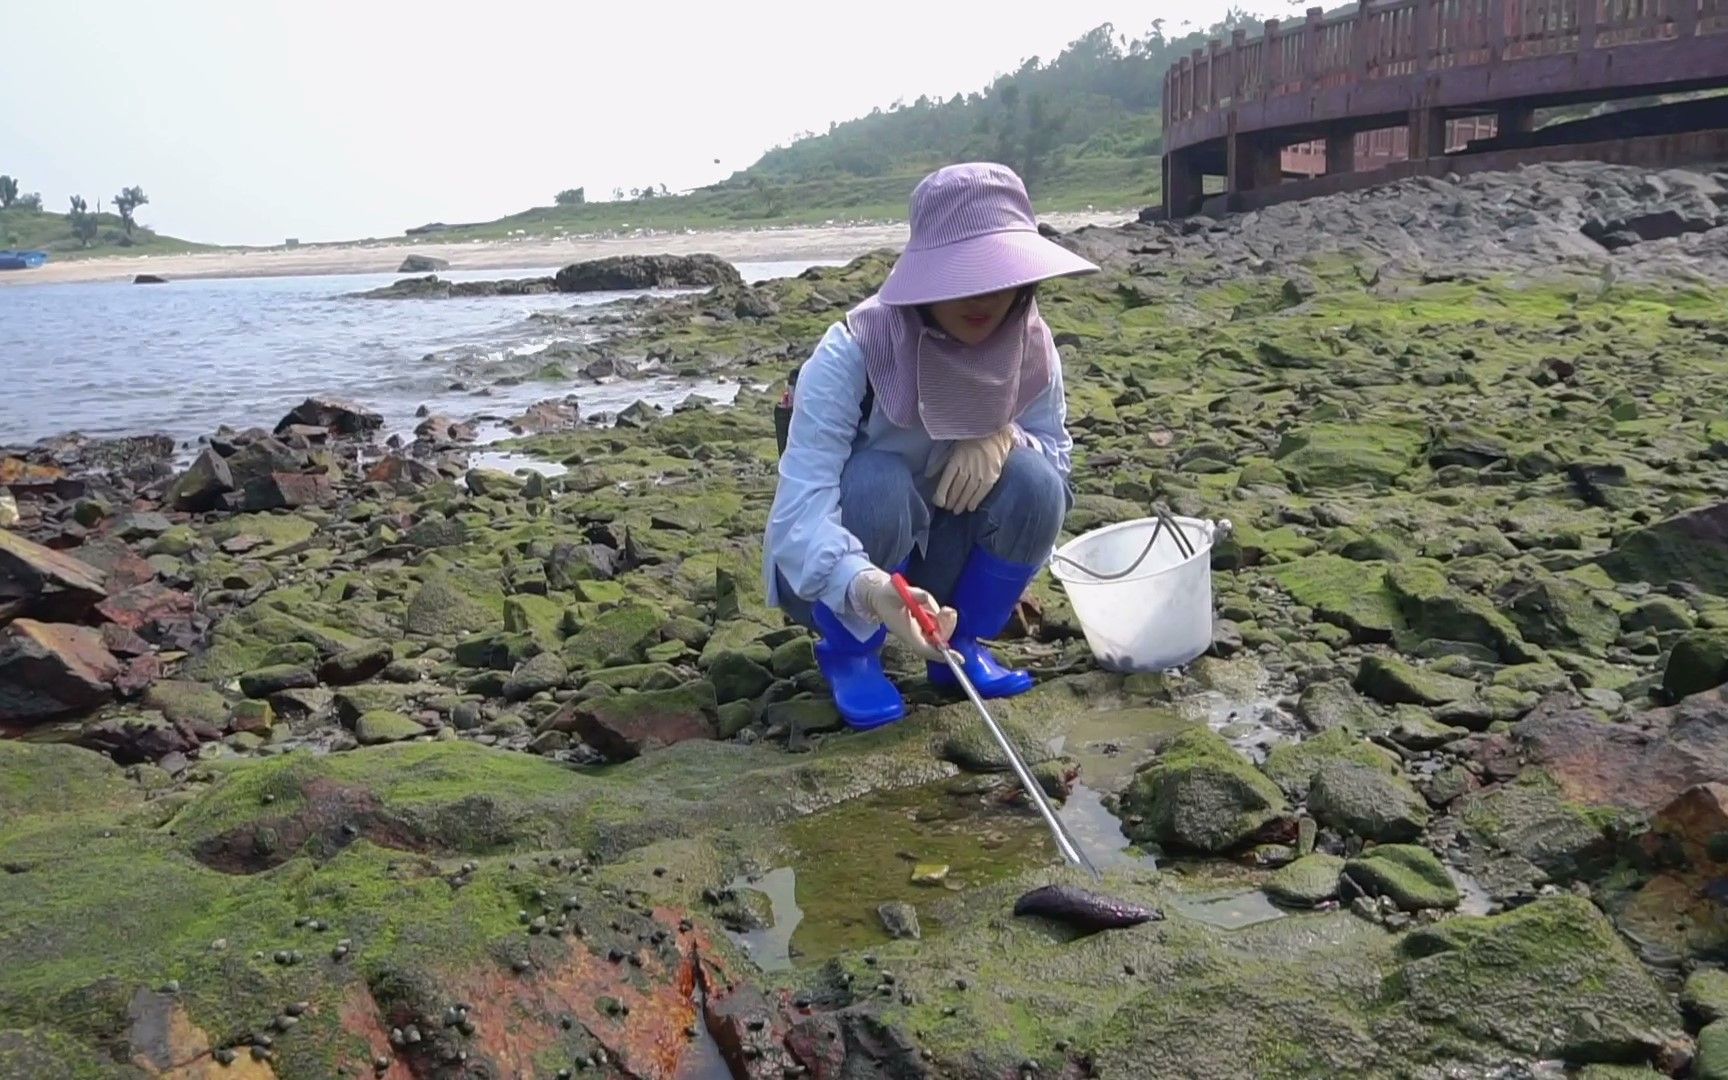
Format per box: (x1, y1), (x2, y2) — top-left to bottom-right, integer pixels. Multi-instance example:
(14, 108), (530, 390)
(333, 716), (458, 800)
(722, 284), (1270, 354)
(580, 663), (684, 692)
(1122, 727), (1288, 854)
(352, 710), (425, 745)
(502, 593), (566, 645)
(1697, 1026), (1728, 1080)
(940, 715), (1052, 774)
(708, 650), (776, 704)
(1664, 630), (1728, 701)
(1344, 844), (1458, 910)
(769, 637), (818, 679)
(1354, 655), (1477, 707)
(1266, 853), (1345, 907)
(1625, 596), (1694, 633)
(1272, 422), (1424, 491)
(1385, 560), (1532, 663)
(403, 569), (504, 637)
(1490, 663), (1573, 695)
(1683, 968), (1728, 1025)
(1270, 556), (1405, 643)
(1310, 761), (1430, 843)
(1459, 771), (1616, 884)
(501, 651), (569, 702)
(1505, 575), (1621, 655)
(1395, 895), (1682, 1059)
(561, 603), (666, 673)
(1295, 680), (1387, 735)
(1261, 728), (1398, 800)
(142, 680), (230, 729)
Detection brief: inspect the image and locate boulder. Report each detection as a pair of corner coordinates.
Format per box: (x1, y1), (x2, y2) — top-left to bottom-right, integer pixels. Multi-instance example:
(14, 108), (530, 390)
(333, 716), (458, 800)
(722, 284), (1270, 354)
(1270, 556), (1404, 643)
(404, 571), (502, 638)
(1683, 968), (1728, 1025)
(561, 603), (664, 671)
(78, 712), (197, 764)
(1272, 423), (1424, 490)
(1265, 853), (1346, 907)
(165, 448), (236, 512)
(397, 254), (450, 273)
(1354, 655), (1478, 706)
(1343, 844), (1459, 910)
(318, 642), (394, 686)
(1308, 760), (1431, 842)
(273, 395), (384, 437)
(352, 709), (425, 745)
(0, 619), (122, 722)
(1296, 680), (1385, 733)
(1385, 560), (1532, 663)
(1261, 727), (1399, 800)
(1121, 727), (1288, 854)
(238, 664), (317, 699)
(143, 680), (230, 729)
(549, 682), (718, 761)
(1394, 896), (1682, 1060)
(1459, 773), (1616, 883)
(1664, 630), (1728, 701)
(708, 650), (775, 704)
(503, 651), (568, 702)
(1598, 500), (1728, 596)
(552, 254), (742, 293)
(1515, 687), (1728, 813)
(0, 529), (108, 623)
(1503, 576), (1620, 654)
(1699, 1022), (1728, 1080)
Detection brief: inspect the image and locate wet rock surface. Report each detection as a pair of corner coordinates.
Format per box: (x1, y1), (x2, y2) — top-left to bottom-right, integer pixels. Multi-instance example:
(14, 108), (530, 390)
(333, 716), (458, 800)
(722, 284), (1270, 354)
(3, 159), (1728, 1077)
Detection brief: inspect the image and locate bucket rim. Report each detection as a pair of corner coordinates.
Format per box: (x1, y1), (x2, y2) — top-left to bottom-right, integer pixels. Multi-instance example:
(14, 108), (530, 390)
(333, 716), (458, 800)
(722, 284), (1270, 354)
(1048, 515), (1213, 585)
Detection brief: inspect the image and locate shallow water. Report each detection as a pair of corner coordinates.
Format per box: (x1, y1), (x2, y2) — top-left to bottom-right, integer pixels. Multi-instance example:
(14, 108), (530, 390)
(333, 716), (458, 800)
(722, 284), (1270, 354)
(0, 258), (837, 448)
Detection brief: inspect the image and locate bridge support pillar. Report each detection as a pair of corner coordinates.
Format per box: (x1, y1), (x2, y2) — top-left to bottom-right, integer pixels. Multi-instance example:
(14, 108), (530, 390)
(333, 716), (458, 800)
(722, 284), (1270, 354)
(1228, 132), (1283, 197)
(1163, 149), (1204, 218)
(1496, 104), (1536, 136)
(1325, 132), (1356, 175)
(1408, 107), (1448, 161)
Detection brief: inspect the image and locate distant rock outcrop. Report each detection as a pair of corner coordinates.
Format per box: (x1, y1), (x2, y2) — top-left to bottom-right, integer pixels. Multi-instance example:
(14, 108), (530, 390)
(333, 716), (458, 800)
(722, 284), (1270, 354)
(553, 253), (742, 293)
(397, 254), (450, 273)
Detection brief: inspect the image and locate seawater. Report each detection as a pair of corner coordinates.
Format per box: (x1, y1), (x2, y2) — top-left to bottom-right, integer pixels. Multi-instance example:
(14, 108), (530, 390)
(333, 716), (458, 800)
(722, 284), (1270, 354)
(0, 259), (840, 448)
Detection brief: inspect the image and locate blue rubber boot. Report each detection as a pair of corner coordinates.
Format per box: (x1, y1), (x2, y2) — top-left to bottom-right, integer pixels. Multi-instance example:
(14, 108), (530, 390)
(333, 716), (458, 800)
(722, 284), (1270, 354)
(929, 547), (1038, 699)
(811, 600), (906, 731)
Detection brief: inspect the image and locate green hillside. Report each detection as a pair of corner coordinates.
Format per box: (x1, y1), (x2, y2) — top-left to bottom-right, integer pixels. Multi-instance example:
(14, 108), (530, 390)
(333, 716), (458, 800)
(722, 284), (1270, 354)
(425, 11), (1261, 241)
(0, 204), (209, 259)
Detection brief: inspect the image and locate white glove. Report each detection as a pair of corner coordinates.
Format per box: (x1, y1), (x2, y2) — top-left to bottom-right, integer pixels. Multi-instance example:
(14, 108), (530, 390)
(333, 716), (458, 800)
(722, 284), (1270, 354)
(848, 568), (957, 662)
(934, 426), (1018, 513)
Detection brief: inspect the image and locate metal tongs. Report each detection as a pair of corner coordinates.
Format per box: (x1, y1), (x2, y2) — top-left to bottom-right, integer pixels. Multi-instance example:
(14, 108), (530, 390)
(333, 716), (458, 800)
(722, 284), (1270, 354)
(891, 573), (1100, 878)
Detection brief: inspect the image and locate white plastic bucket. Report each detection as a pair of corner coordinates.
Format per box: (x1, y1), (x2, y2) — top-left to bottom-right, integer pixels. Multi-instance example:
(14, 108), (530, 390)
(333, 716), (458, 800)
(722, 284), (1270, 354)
(1047, 515), (1227, 673)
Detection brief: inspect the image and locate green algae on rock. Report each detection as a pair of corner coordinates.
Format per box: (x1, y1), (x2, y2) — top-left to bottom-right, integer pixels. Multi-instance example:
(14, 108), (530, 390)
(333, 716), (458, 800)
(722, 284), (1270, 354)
(1309, 761), (1431, 843)
(1266, 853), (1345, 907)
(1343, 844), (1459, 911)
(1121, 727), (1288, 854)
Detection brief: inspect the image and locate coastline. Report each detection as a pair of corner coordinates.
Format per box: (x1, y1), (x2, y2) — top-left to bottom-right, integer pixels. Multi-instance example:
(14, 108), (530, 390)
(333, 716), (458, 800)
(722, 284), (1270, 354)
(0, 211), (1133, 287)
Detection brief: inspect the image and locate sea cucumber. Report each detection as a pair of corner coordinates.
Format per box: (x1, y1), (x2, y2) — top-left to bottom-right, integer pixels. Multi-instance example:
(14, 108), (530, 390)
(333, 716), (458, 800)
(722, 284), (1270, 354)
(1012, 884), (1163, 932)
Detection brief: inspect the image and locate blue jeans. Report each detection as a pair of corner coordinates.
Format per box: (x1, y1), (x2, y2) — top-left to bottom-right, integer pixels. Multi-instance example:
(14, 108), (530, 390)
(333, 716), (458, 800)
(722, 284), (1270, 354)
(776, 446), (1071, 632)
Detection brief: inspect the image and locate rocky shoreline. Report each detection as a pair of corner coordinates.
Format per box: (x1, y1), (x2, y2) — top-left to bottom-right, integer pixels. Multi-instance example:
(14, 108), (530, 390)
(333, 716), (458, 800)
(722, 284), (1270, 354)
(3, 159), (1727, 1079)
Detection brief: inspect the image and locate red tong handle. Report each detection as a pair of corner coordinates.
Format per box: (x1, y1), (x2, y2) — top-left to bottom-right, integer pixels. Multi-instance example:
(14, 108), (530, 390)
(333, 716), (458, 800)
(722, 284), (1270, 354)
(890, 573), (948, 651)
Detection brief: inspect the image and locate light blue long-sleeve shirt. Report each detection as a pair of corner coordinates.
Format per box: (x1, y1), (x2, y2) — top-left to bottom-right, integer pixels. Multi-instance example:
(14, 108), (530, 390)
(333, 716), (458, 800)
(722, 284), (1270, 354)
(762, 319), (1073, 640)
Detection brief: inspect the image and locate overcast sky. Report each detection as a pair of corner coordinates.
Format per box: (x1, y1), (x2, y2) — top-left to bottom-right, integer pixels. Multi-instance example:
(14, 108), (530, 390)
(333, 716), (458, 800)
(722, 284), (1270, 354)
(3, 0), (1250, 246)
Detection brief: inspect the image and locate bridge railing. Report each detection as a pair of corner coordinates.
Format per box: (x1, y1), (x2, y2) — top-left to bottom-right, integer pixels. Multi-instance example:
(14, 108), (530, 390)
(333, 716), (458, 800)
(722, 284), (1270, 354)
(1164, 0), (1726, 134)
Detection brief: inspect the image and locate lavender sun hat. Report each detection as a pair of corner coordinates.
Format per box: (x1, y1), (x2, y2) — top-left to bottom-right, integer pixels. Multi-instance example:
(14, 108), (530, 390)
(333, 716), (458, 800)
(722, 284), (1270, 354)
(842, 163), (1100, 441)
(877, 162), (1098, 306)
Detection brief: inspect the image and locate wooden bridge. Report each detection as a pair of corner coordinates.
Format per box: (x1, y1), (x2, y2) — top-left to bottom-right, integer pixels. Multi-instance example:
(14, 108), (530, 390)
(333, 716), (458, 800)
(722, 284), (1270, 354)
(1161, 0), (1728, 217)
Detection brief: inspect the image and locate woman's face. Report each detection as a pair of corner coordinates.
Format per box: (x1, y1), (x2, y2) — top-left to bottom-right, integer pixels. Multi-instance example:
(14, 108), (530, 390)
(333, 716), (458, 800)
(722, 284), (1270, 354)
(927, 287), (1020, 345)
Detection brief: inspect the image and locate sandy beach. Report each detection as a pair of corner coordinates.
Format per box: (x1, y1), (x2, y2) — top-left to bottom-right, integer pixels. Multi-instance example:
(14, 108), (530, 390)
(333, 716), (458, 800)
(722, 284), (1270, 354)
(0, 211), (1134, 287)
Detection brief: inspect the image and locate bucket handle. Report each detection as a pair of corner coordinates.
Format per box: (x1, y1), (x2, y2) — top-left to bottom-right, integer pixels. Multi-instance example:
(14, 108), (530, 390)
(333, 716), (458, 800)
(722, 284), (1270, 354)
(1049, 507), (1231, 582)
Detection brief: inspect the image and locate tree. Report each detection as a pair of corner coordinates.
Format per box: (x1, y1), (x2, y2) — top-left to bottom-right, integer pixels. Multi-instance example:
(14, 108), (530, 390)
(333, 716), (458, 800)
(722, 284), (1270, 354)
(67, 196), (99, 247)
(111, 186), (148, 235)
(554, 187), (586, 205)
(16, 192), (41, 211)
(611, 187), (625, 201)
(0, 176), (17, 209)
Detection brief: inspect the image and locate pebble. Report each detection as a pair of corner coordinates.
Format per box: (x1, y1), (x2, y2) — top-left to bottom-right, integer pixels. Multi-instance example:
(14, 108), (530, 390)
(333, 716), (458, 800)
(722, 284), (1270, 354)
(286, 1001), (309, 1017)
(373, 1055), (390, 1071)
(214, 1048), (236, 1065)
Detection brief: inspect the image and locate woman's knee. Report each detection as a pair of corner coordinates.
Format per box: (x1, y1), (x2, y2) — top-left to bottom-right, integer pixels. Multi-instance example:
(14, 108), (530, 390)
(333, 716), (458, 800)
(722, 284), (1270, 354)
(980, 448), (1067, 558)
(839, 450), (925, 566)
